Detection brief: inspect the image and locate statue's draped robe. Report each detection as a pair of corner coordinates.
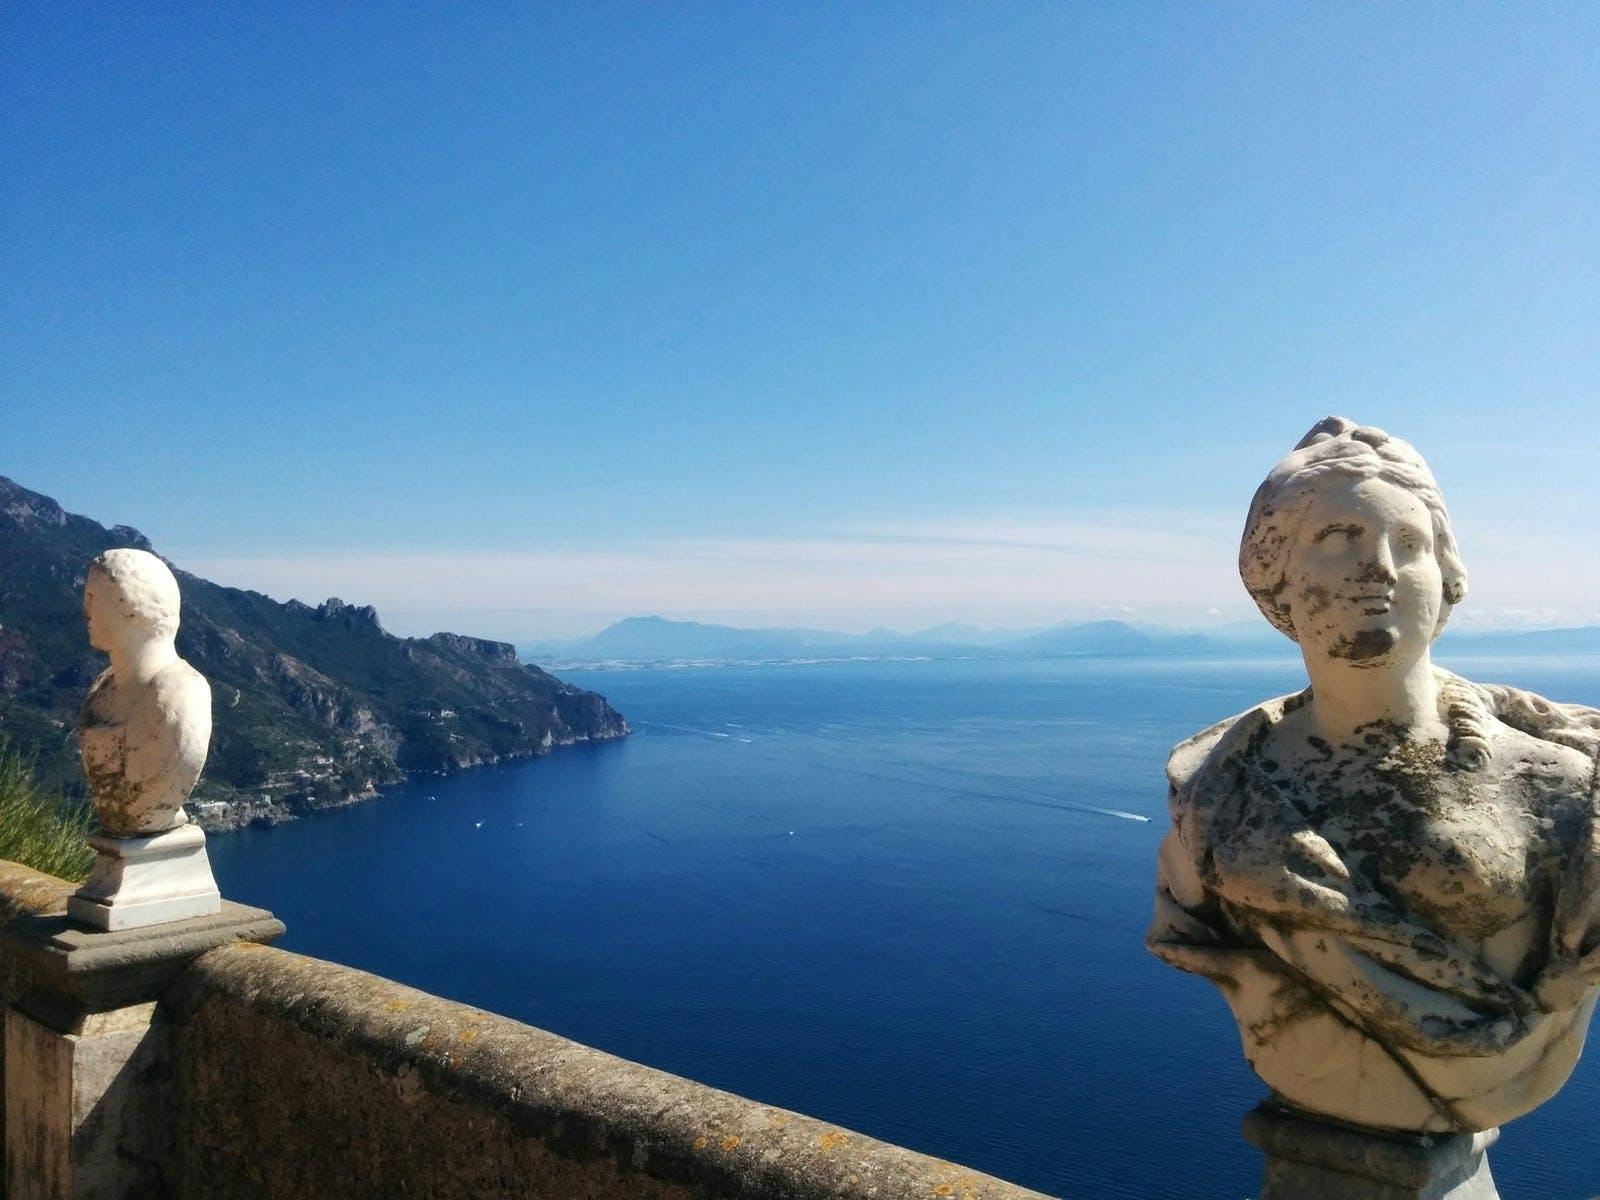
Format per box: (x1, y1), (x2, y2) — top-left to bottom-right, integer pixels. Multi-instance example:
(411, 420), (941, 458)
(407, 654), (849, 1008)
(1148, 671), (1600, 1132)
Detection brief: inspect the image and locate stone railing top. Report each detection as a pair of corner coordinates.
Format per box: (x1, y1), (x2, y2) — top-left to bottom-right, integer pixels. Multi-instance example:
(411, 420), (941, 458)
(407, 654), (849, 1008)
(172, 943), (1054, 1200)
(0, 861), (75, 928)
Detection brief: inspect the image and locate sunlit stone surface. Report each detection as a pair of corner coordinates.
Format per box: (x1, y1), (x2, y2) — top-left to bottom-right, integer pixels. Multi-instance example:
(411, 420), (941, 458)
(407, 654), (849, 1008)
(69, 549), (221, 929)
(1148, 418), (1600, 1196)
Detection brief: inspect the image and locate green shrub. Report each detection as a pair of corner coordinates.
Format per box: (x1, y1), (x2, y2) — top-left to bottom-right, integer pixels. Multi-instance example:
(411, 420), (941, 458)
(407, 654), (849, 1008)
(0, 741), (92, 882)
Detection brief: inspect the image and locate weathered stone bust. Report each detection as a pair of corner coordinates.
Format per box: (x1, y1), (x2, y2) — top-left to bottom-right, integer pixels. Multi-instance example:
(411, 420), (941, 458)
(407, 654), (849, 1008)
(1148, 417), (1600, 1138)
(78, 548), (211, 836)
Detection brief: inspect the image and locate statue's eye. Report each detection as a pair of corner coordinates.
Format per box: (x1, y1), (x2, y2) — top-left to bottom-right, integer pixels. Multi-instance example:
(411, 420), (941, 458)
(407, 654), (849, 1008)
(1313, 524), (1362, 546)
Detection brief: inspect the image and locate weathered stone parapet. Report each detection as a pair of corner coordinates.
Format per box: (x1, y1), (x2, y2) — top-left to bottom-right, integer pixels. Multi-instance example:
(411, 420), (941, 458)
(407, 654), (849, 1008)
(169, 945), (1054, 1200)
(2, 905), (285, 1022)
(0, 863), (76, 1196)
(0, 864), (77, 1024)
(0, 859), (1052, 1197)
(6, 1001), (171, 1200)
(0, 867), (75, 931)
(1, 901), (283, 1200)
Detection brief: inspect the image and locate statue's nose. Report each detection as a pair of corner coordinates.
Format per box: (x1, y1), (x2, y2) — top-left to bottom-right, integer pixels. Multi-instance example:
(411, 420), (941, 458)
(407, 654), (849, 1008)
(1354, 539), (1398, 584)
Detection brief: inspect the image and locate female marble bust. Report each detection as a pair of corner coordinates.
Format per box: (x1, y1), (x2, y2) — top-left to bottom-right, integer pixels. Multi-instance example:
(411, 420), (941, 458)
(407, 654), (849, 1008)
(78, 548), (212, 837)
(1148, 417), (1600, 1134)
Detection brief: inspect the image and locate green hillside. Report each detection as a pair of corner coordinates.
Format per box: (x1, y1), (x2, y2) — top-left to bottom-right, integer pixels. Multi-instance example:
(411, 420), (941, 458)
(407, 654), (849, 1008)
(0, 476), (628, 826)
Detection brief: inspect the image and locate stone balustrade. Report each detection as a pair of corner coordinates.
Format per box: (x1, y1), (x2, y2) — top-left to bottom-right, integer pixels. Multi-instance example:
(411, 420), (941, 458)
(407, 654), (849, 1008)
(0, 857), (1052, 1200)
(0, 862), (75, 1190)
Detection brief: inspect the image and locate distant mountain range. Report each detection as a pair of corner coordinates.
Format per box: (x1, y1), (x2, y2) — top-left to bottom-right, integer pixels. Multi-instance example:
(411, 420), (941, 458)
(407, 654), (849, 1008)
(522, 614), (1279, 665)
(525, 614), (1600, 667)
(0, 476), (628, 828)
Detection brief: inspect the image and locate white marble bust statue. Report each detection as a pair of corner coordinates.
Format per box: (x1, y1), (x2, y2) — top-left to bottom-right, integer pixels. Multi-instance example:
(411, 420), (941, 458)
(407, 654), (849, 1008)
(78, 548), (212, 837)
(1148, 417), (1600, 1135)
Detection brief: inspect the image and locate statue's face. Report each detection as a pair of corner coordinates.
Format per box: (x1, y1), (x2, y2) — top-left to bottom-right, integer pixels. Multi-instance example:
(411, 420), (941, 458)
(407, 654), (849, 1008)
(1284, 475), (1443, 670)
(83, 568), (167, 655)
(83, 570), (114, 653)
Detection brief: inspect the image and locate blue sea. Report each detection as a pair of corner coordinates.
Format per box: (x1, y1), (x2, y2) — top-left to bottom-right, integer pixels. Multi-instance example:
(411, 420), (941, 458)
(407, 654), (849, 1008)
(207, 654), (1600, 1199)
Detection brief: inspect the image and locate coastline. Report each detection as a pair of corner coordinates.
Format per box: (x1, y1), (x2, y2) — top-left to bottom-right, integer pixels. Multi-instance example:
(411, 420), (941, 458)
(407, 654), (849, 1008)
(188, 723), (631, 834)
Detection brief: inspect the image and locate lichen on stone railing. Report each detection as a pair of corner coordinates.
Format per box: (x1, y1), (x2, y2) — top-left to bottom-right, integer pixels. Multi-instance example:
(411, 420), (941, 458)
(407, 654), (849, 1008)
(168, 943), (1047, 1200)
(0, 854), (1048, 1199)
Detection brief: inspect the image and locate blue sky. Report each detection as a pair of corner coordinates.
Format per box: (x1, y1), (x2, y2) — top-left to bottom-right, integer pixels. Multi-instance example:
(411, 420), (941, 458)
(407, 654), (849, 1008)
(5, 4), (1598, 638)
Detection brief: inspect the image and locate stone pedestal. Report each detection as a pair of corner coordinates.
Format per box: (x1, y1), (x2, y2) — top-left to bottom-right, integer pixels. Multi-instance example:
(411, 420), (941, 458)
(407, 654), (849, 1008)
(1242, 1102), (1499, 1200)
(5, 1003), (170, 1200)
(68, 824), (221, 932)
(1, 902), (282, 1199)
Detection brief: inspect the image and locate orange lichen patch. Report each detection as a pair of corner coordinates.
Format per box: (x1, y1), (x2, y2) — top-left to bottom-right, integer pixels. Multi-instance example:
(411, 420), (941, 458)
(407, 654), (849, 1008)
(817, 1131), (848, 1152)
(934, 1187), (955, 1197)
(458, 1029), (479, 1042)
(720, 1135), (741, 1153)
(692, 1136), (709, 1152)
(384, 999), (410, 1012)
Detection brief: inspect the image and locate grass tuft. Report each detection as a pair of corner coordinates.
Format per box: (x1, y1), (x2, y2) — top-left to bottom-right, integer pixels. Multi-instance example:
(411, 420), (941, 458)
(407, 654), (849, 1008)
(0, 739), (93, 882)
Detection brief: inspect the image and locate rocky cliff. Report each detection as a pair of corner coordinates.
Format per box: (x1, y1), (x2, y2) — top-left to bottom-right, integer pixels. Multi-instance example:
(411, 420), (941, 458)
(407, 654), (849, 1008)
(0, 476), (628, 828)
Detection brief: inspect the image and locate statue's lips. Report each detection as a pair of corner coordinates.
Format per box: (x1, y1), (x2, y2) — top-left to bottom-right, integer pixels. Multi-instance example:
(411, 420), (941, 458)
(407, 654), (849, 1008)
(1352, 592), (1395, 616)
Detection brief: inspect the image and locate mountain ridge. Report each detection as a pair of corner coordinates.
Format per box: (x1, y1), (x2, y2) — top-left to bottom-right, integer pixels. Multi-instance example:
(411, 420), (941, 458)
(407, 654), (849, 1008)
(0, 475), (629, 830)
(523, 613), (1277, 664)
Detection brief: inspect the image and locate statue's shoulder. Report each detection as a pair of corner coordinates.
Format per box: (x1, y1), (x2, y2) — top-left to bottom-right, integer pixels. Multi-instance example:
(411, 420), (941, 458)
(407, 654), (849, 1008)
(1165, 689), (1309, 805)
(149, 659), (211, 716)
(1443, 670), (1600, 764)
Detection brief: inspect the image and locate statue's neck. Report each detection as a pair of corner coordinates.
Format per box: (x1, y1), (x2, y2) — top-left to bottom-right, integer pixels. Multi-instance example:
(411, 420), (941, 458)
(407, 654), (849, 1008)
(1301, 651), (1445, 745)
(109, 638), (179, 687)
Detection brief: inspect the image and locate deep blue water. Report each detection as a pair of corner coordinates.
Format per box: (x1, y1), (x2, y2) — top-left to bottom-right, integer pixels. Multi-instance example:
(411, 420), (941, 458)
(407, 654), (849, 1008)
(208, 654), (1600, 1199)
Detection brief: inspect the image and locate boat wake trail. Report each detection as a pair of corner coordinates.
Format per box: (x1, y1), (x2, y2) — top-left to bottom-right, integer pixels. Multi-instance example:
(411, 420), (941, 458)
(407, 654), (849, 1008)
(634, 721), (1148, 823)
(807, 758), (1151, 824)
(636, 720), (755, 744)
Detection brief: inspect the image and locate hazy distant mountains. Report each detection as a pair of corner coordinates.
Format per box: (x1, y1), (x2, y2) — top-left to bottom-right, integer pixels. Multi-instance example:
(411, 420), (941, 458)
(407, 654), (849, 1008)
(526, 614), (1600, 668)
(524, 614), (1282, 665)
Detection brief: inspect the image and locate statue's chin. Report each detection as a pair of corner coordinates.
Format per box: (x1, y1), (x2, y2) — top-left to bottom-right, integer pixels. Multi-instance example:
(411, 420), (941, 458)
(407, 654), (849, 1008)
(1300, 623), (1441, 673)
(1325, 626), (1398, 664)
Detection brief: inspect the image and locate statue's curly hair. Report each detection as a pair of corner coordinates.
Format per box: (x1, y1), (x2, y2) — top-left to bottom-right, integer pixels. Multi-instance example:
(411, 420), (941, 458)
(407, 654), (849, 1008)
(89, 548), (182, 641)
(1239, 416), (1467, 643)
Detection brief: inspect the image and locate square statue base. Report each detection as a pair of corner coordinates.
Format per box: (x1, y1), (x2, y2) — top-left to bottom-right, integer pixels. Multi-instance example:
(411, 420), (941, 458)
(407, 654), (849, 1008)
(1243, 1102), (1499, 1200)
(2, 900), (283, 1199)
(67, 823), (221, 931)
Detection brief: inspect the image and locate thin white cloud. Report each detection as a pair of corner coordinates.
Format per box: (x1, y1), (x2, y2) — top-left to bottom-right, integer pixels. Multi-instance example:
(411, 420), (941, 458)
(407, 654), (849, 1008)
(169, 507), (1600, 641)
(172, 510), (1241, 639)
